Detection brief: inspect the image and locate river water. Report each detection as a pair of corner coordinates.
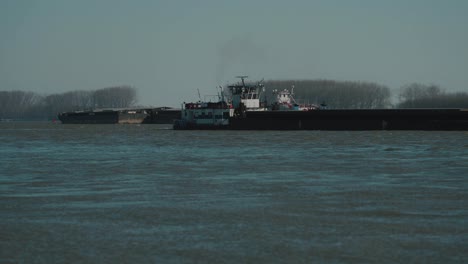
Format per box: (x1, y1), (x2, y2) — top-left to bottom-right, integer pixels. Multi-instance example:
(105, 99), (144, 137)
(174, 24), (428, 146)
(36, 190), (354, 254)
(1, 122), (467, 263)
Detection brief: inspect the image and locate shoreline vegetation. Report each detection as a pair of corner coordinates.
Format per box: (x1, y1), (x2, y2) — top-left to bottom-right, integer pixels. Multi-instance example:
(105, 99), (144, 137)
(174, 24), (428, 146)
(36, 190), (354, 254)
(1, 81), (468, 120)
(0, 86), (137, 120)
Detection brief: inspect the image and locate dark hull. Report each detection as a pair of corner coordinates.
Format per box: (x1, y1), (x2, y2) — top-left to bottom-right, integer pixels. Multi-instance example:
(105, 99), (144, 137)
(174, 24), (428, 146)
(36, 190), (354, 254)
(59, 108), (181, 124)
(173, 120), (229, 130)
(58, 110), (146, 124)
(58, 111), (119, 124)
(229, 109), (468, 130)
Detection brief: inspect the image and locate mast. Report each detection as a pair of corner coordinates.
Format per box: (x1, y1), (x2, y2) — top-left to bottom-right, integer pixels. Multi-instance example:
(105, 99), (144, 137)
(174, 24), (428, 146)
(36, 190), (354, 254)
(236, 75), (248, 88)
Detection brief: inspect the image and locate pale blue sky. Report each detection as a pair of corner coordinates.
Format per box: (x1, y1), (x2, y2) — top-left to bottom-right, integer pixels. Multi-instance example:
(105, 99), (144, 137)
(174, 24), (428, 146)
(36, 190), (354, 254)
(1, 0), (467, 106)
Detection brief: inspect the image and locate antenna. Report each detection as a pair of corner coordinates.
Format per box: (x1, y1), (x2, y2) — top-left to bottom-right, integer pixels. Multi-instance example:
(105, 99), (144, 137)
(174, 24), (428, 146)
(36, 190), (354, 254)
(258, 78), (264, 86)
(219, 85), (224, 102)
(236, 75), (248, 87)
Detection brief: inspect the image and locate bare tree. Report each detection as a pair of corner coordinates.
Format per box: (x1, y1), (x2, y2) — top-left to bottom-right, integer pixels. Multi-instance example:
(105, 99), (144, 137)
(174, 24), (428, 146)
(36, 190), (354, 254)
(1, 85), (139, 120)
(398, 83), (468, 108)
(93, 86), (137, 108)
(0, 91), (43, 119)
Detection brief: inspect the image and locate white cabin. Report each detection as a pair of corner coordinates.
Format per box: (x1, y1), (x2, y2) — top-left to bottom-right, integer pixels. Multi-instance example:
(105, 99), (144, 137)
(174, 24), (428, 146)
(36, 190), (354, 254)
(174, 101), (234, 129)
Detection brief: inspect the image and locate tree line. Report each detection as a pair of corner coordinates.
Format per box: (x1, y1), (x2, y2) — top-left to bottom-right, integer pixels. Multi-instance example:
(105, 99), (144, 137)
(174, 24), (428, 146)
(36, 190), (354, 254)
(0, 86), (137, 120)
(264, 80), (391, 109)
(260, 80), (467, 109)
(2, 81), (467, 120)
(397, 83), (468, 108)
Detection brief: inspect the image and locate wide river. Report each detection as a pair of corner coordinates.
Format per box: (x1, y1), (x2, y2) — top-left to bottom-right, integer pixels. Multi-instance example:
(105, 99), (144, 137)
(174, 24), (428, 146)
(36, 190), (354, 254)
(1, 122), (467, 263)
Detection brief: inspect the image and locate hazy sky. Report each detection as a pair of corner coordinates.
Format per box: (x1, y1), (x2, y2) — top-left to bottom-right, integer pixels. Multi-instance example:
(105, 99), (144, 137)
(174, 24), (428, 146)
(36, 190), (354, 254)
(1, 0), (467, 106)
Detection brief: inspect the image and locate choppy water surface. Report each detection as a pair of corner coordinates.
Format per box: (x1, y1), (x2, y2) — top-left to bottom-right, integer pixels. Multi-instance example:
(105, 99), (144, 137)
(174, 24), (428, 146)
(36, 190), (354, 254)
(1, 122), (468, 263)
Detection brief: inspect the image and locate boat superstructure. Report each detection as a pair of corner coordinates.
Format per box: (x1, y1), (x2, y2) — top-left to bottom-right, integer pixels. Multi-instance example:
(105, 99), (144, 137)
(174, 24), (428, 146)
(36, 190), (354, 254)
(173, 76), (323, 129)
(173, 101), (233, 129)
(272, 85), (320, 111)
(173, 76), (267, 129)
(227, 76), (268, 113)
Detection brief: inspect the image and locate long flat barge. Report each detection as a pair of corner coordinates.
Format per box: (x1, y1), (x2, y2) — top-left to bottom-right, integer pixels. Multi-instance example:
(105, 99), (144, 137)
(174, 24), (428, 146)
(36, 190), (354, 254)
(229, 109), (468, 130)
(58, 107), (181, 124)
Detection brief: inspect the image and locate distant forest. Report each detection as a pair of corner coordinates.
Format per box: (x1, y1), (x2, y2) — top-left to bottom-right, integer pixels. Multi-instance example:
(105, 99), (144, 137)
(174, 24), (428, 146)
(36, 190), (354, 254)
(265, 80), (468, 109)
(265, 80), (391, 109)
(0, 86), (136, 120)
(1, 81), (468, 120)
(263, 80), (468, 109)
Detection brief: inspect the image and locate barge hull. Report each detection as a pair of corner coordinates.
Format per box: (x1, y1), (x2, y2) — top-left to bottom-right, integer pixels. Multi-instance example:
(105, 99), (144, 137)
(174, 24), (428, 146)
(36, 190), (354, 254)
(59, 108), (181, 124)
(228, 109), (468, 130)
(58, 111), (119, 124)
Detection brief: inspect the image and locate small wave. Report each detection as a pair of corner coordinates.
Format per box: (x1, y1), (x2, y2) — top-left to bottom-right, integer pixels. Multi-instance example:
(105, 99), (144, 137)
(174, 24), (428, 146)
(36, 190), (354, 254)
(384, 147), (401, 152)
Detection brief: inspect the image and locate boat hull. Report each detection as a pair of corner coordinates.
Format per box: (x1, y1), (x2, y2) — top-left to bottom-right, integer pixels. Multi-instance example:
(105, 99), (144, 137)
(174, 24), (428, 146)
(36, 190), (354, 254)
(58, 111), (119, 124)
(228, 109), (468, 130)
(58, 110), (147, 124)
(58, 108), (181, 124)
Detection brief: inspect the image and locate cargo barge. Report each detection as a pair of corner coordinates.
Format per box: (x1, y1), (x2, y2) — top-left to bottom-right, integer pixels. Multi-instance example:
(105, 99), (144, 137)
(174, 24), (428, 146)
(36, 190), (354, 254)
(174, 77), (468, 130)
(229, 108), (468, 130)
(58, 107), (180, 124)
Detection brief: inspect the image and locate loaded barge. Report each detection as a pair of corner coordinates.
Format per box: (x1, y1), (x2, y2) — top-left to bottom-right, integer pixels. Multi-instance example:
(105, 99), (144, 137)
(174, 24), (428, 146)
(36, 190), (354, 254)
(58, 107), (180, 124)
(174, 77), (468, 130)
